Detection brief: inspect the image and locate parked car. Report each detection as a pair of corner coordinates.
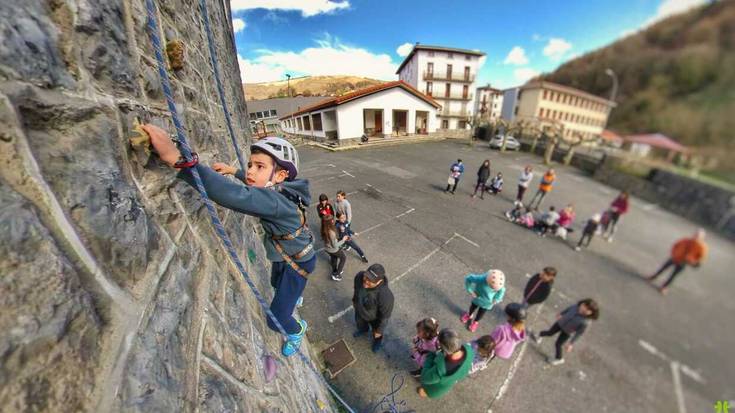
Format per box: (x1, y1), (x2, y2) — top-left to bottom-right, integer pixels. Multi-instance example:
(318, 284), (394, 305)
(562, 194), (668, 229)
(489, 135), (520, 150)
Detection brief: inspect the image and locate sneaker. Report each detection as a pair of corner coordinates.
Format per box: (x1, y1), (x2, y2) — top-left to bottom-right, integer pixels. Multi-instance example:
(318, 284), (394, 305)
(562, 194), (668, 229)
(460, 312), (471, 324)
(607, 237), (613, 243)
(296, 296), (304, 308)
(575, 246), (581, 252)
(468, 321), (479, 332)
(371, 339), (383, 353)
(549, 358), (565, 366)
(282, 319), (307, 357)
(505, 211), (512, 220)
(344, 245), (352, 251)
(409, 369), (422, 378)
(331, 272), (343, 281)
(360, 256), (369, 263)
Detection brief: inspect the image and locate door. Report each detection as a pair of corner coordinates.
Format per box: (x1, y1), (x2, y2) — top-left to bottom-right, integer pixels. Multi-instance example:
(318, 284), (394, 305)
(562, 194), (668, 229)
(446, 64), (452, 79)
(462, 85), (469, 99)
(427, 62), (434, 77)
(374, 111), (382, 133)
(445, 83), (451, 98)
(464, 66), (470, 81)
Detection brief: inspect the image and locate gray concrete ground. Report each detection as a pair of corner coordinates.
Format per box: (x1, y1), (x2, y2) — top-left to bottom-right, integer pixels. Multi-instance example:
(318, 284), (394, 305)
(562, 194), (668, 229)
(296, 140), (734, 413)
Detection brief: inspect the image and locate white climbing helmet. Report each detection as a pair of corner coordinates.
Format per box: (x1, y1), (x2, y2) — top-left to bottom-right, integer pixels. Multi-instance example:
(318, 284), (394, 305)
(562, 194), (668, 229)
(251, 136), (299, 181)
(487, 269), (505, 291)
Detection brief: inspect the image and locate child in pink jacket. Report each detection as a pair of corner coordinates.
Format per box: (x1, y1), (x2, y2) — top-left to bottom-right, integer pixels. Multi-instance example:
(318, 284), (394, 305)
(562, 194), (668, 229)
(410, 317), (440, 377)
(490, 303), (527, 360)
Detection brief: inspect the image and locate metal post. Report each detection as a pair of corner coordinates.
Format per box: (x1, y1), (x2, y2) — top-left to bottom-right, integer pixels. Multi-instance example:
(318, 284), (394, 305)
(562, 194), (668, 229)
(605, 68), (618, 103)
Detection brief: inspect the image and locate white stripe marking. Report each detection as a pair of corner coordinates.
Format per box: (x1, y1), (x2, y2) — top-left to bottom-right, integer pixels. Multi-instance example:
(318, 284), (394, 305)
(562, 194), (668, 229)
(453, 232), (479, 248)
(365, 183), (383, 193)
(327, 306), (354, 323)
(342, 170), (355, 178)
(354, 208), (415, 236)
(671, 362), (687, 413)
(638, 340), (705, 384)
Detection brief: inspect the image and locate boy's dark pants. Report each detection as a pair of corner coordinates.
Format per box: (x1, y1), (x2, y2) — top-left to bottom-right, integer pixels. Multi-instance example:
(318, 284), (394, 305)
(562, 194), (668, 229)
(540, 322), (570, 360)
(344, 239), (365, 257)
(650, 258), (686, 288)
(268, 256), (316, 334)
(355, 313), (384, 344)
(577, 231), (594, 248)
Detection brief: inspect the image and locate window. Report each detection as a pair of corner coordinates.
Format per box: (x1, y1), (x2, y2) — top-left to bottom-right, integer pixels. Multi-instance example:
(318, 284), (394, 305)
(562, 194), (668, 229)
(428, 51), (435, 57)
(445, 83), (451, 97)
(448, 52), (454, 59)
(458, 120), (467, 129)
(270, 109), (277, 117)
(249, 112), (256, 118)
(427, 62), (434, 75)
(426, 81), (433, 96)
(462, 85), (469, 99)
(311, 113), (322, 131)
(539, 108), (545, 117)
(303, 115), (311, 130)
(543, 90), (548, 99)
(446, 64), (452, 78)
(465, 55), (471, 61)
(464, 66), (470, 80)
(441, 119), (449, 129)
(556, 93), (561, 102)
(297, 117), (303, 130)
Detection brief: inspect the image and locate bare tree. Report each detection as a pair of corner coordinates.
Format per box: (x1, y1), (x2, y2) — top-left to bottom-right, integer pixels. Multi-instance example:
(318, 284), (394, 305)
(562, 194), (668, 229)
(563, 132), (601, 165)
(543, 122), (565, 165)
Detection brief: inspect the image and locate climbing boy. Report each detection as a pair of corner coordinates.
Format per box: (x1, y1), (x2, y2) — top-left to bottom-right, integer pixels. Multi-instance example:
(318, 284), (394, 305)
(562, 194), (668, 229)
(142, 124), (315, 358)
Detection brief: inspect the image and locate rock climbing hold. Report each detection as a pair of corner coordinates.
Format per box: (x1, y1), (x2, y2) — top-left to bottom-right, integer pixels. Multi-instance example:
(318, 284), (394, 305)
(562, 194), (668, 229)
(166, 39), (185, 71)
(262, 354), (278, 383)
(129, 121), (152, 165)
(247, 248), (256, 264)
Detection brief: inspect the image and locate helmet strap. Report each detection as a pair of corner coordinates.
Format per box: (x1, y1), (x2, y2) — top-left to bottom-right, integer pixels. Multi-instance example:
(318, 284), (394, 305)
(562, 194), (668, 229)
(265, 158), (277, 189)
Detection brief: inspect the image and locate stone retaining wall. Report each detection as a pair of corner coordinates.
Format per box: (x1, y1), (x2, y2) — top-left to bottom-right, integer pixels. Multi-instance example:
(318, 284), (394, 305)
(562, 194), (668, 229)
(0, 1), (333, 412)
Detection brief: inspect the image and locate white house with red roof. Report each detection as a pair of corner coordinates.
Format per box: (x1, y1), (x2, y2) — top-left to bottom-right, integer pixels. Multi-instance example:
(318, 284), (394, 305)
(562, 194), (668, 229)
(279, 81), (440, 143)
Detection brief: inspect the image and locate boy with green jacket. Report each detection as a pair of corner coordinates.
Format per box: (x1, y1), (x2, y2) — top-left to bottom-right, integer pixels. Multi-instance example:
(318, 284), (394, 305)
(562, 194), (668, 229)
(418, 328), (474, 399)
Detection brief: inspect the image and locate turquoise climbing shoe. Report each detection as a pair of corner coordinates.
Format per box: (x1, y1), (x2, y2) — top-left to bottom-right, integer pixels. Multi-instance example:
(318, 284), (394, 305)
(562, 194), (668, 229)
(282, 319), (307, 357)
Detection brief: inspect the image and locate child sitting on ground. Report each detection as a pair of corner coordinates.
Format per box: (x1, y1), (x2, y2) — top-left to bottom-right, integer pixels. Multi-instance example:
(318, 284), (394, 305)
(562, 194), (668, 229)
(469, 335), (496, 375)
(488, 172), (504, 195)
(144, 125), (314, 357)
(536, 206), (560, 236)
(461, 270), (506, 332)
(336, 212), (369, 263)
(410, 317), (440, 377)
(490, 303), (527, 361)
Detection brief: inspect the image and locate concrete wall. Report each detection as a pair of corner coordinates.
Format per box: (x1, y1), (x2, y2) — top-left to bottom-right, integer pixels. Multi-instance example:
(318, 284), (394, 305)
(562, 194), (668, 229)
(0, 1), (334, 412)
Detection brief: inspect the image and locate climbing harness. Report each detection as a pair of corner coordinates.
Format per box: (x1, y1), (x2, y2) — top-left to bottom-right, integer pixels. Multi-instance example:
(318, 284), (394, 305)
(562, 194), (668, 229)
(144, 0), (355, 411)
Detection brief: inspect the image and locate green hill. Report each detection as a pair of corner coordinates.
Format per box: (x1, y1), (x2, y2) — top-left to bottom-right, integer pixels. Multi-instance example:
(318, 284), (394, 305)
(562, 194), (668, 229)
(542, 0), (735, 155)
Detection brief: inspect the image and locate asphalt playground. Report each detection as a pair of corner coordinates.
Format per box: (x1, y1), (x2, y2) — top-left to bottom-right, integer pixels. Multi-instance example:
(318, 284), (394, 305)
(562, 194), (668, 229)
(296, 140), (734, 413)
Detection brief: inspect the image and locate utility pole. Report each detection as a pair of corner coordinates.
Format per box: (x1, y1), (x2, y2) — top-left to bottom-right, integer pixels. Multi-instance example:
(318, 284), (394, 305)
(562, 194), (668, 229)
(605, 68), (618, 103)
(286, 73), (291, 97)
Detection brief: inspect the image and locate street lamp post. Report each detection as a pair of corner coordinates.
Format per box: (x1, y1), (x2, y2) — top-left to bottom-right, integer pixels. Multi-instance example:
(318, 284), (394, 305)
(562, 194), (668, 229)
(605, 68), (618, 103)
(286, 73), (291, 97)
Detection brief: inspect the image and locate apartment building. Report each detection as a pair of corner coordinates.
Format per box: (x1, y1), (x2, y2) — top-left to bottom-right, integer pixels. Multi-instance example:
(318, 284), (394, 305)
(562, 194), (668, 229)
(504, 81), (614, 141)
(474, 85), (504, 122)
(396, 44), (485, 130)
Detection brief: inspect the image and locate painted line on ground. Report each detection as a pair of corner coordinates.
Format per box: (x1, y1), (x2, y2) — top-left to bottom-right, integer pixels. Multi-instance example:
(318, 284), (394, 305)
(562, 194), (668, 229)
(365, 183), (383, 193)
(487, 303), (545, 412)
(341, 170), (355, 178)
(638, 339), (705, 383)
(354, 208), (415, 236)
(453, 232), (479, 248)
(327, 233), (478, 323)
(671, 361), (687, 413)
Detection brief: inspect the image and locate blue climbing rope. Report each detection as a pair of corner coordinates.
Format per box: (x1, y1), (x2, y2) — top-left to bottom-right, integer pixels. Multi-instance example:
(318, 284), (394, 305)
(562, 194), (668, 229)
(143, 1), (355, 412)
(197, 0), (246, 172)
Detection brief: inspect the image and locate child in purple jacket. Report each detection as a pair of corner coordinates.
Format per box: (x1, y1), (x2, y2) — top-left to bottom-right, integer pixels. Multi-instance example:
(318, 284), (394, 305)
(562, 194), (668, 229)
(410, 317), (440, 377)
(490, 303), (527, 360)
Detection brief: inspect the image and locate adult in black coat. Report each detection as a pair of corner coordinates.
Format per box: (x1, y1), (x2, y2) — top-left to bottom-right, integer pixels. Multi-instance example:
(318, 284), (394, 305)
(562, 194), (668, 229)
(352, 263), (395, 352)
(523, 267), (557, 306)
(472, 160), (491, 199)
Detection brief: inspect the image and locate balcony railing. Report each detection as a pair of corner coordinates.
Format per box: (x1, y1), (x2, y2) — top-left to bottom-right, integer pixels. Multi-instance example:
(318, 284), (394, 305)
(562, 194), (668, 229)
(423, 71), (475, 82)
(431, 92), (474, 101)
(438, 109), (472, 118)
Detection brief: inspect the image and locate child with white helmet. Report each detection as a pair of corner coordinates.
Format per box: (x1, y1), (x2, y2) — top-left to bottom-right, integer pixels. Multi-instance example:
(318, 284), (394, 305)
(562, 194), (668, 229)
(143, 126), (314, 358)
(461, 269), (506, 332)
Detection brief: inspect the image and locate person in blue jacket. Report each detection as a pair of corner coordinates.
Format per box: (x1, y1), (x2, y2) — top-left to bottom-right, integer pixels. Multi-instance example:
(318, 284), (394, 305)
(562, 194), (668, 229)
(445, 159), (465, 194)
(143, 124), (315, 357)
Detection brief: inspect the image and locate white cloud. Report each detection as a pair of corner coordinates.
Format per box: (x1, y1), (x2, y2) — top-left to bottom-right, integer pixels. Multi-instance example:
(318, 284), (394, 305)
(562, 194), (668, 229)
(230, 0), (350, 17)
(396, 42), (414, 57)
(648, 0), (706, 24)
(514, 67), (541, 83)
(232, 18), (246, 33)
(503, 46), (529, 65)
(543, 38), (572, 61)
(478, 55), (487, 68)
(237, 36), (397, 83)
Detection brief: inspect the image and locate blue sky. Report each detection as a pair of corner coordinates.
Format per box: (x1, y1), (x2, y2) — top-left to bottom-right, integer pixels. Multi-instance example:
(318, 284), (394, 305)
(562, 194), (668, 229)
(231, 0), (706, 88)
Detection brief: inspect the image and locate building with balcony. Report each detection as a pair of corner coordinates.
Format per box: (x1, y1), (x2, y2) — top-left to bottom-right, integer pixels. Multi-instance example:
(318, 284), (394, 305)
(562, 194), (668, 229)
(474, 85), (503, 122)
(279, 81), (440, 145)
(502, 80), (615, 142)
(396, 44), (485, 131)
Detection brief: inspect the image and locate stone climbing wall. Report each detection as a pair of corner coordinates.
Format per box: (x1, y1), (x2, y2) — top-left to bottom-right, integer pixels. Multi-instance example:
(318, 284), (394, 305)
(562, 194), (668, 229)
(0, 1), (334, 412)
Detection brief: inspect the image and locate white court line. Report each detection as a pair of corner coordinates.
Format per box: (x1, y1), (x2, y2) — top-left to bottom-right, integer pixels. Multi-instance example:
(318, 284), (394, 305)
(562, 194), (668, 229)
(354, 207), (415, 236)
(487, 303), (544, 412)
(365, 183), (383, 193)
(341, 170), (355, 178)
(453, 232), (479, 248)
(327, 233), (478, 323)
(671, 361), (687, 413)
(638, 339), (704, 383)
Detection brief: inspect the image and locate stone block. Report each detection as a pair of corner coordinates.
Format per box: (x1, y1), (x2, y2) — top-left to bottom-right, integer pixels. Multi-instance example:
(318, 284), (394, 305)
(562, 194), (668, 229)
(116, 239), (201, 412)
(0, 182), (102, 413)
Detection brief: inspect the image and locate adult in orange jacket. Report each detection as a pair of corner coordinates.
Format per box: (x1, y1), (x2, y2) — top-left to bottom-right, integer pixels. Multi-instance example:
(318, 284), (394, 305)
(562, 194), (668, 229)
(647, 229), (707, 295)
(528, 169), (555, 209)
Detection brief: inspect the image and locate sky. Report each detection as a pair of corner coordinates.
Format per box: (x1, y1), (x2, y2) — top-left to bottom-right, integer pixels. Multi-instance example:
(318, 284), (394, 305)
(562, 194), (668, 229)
(231, 0), (708, 89)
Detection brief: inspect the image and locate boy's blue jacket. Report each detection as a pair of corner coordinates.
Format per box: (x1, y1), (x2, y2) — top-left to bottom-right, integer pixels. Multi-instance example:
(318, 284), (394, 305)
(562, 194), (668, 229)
(178, 165), (315, 263)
